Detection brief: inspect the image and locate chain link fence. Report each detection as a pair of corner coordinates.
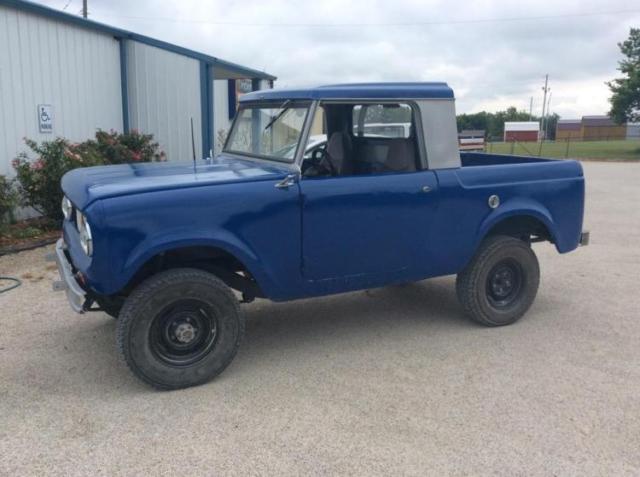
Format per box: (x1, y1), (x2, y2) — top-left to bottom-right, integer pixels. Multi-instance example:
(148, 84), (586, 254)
(483, 136), (640, 161)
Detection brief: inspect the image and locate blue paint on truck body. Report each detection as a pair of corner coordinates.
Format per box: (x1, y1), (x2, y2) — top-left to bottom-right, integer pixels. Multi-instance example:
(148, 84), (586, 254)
(59, 84), (585, 303)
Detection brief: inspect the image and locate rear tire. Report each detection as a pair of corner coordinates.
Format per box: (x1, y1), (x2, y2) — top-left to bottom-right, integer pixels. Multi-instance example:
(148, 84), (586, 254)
(456, 235), (540, 326)
(116, 268), (244, 390)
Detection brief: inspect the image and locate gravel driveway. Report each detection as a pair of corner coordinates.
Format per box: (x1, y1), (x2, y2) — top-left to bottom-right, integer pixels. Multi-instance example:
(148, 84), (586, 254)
(1, 162), (639, 476)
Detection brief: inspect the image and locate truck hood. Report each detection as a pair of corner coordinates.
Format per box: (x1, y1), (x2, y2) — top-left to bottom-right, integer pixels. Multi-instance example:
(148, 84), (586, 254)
(62, 154), (292, 210)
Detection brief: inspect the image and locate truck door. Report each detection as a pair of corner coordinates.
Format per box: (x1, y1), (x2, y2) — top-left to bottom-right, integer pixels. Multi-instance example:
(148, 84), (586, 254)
(299, 101), (440, 286)
(300, 170), (438, 282)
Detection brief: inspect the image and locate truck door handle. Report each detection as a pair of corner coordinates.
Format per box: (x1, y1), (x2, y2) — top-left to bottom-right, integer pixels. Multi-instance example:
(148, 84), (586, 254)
(275, 174), (297, 189)
(421, 185), (432, 193)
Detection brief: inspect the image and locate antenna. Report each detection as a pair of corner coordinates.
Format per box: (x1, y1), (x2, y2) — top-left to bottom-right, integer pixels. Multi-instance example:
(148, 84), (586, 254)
(190, 117), (196, 172)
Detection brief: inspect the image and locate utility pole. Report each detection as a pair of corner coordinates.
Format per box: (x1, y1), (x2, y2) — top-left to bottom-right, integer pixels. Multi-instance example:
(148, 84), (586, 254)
(82, 0), (87, 18)
(546, 92), (552, 140)
(529, 97), (533, 121)
(540, 74), (550, 140)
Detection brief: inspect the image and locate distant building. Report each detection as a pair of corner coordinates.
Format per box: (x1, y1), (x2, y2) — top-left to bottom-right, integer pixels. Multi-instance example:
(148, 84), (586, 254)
(555, 119), (581, 141)
(626, 123), (640, 140)
(504, 122), (539, 142)
(458, 130), (485, 151)
(581, 116), (626, 141)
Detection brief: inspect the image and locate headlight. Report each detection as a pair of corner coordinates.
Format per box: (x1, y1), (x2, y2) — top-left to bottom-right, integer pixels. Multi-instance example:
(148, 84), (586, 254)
(76, 210), (93, 256)
(61, 196), (73, 220)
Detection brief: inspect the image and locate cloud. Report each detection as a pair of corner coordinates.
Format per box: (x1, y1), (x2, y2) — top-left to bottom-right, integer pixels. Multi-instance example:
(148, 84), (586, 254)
(40, 0), (640, 118)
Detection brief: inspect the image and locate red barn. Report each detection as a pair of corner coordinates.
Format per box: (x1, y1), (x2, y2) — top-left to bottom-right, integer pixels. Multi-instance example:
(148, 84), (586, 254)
(504, 122), (540, 142)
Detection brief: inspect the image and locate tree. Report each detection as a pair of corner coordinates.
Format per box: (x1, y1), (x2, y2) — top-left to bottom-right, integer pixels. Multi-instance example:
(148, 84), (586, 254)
(457, 107), (539, 139)
(608, 28), (640, 124)
(544, 113), (560, 140)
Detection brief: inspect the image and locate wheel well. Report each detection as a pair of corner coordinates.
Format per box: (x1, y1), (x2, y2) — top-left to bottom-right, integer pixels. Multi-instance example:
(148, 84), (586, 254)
(486, 215), (553, 244)
(119, 246), (263, 301)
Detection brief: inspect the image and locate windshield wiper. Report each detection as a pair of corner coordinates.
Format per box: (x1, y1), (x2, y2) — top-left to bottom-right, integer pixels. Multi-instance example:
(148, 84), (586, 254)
(263, 100), (291, 131)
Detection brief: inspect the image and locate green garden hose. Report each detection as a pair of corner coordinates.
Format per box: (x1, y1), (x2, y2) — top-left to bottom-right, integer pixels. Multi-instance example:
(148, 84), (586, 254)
(0, 276), (21, 293)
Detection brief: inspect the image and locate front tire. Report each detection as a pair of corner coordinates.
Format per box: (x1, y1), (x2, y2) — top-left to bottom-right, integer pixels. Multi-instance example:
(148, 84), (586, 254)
(116, 268), (244, 390)
(456, 235), (540, 326)
(95, 295), (123, 319)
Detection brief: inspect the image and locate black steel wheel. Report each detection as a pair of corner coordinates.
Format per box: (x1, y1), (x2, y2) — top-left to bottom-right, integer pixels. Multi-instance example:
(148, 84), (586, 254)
(116, 268), (244, 390)
(456, 235), (540, 326)
(485, 259), (524, 309)
(149, 299), (219, 366)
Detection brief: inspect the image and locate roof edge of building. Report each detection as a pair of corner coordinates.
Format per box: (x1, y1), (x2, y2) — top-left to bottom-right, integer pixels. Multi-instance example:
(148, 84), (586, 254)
(2, 0), (277, 81)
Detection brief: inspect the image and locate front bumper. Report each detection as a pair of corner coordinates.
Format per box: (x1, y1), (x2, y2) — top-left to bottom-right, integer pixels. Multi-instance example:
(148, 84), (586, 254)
(52, 238), (89, 313)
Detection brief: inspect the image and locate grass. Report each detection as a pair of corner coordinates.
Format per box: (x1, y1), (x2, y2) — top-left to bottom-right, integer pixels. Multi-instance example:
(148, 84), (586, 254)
(486, 140), (640, 161)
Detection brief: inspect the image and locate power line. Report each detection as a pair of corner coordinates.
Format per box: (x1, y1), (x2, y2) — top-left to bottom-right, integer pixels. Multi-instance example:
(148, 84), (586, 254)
(92, 8), (640, 28)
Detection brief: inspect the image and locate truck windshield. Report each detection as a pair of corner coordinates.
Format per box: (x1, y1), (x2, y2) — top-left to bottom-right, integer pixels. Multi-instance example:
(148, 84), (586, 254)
(224, 102), (310, 162)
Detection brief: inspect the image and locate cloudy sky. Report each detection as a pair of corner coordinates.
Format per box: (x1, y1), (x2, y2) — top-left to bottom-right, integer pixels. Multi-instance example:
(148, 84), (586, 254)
(36, 0), (640, 118)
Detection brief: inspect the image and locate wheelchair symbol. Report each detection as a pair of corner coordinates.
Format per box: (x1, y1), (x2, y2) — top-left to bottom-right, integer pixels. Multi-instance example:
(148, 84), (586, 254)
(38, 105), (53, 132)
(40, 107), (51, 122)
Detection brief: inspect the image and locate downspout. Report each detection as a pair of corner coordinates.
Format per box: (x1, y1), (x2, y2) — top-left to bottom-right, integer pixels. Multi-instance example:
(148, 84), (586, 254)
(118, 37), (130, 133)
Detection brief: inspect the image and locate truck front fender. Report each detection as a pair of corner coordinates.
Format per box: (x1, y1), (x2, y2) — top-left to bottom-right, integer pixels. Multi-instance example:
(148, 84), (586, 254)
(112, 228), (274, 297)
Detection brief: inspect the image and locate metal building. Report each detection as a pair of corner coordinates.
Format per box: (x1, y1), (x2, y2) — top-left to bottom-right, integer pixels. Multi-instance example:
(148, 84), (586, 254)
(503, 122), (540, 142)
(627, 123), (640, 140)
(580, 116), (626, 141)
(0, 0), (276, 176)
(555, 119), (581, 141)
(457, 130), (485, 151)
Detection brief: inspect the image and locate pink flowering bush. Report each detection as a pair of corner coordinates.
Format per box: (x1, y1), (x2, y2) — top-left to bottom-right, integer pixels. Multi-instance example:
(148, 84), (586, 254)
(13, 131), (165, 222)
(83, 129), (166, 165)
(0, 175), (18, 231)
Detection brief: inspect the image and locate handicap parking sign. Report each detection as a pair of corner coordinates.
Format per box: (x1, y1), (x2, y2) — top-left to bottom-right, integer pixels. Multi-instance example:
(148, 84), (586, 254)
(38, 104), (53, 133)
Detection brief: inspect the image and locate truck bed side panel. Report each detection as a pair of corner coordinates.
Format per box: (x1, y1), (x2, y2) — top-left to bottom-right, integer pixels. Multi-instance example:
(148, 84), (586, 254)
(428, 159), (584, 276)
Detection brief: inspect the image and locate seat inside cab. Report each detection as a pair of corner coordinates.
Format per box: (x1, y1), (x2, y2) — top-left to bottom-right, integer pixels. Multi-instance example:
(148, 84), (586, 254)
(302, 103), (420, 177)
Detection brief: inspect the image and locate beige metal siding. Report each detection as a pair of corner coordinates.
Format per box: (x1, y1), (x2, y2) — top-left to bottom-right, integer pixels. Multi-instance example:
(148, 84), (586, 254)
(581, 125), (626, 141)
(0, 5), (123, 176)
(126, 41), (202, 161)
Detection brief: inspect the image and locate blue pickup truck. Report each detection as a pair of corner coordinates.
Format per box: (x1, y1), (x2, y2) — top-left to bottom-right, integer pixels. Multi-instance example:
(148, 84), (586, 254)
(54, 83), (588, 389)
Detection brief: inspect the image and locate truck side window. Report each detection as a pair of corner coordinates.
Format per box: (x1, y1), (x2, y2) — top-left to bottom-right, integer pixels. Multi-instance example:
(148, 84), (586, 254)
(350, 103), (418, 174)
(352, 104), (413, 139)
(301, 102), (420, 178)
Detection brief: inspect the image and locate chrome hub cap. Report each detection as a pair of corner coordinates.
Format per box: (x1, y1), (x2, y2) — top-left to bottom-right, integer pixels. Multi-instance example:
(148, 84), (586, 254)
(174, 322), (197, 344)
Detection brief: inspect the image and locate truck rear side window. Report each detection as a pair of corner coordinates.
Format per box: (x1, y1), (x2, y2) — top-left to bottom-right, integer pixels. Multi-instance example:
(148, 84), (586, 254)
(352, 104), (413, 138)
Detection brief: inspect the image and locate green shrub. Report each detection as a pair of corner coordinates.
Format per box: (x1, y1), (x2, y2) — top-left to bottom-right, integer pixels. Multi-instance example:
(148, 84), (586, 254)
(10, 225), (42, 239)
(12, 138), (97, 222)
(0, 175), (18, 230)
(12, 130), (165, 222)
(216, 129), (229, 154)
